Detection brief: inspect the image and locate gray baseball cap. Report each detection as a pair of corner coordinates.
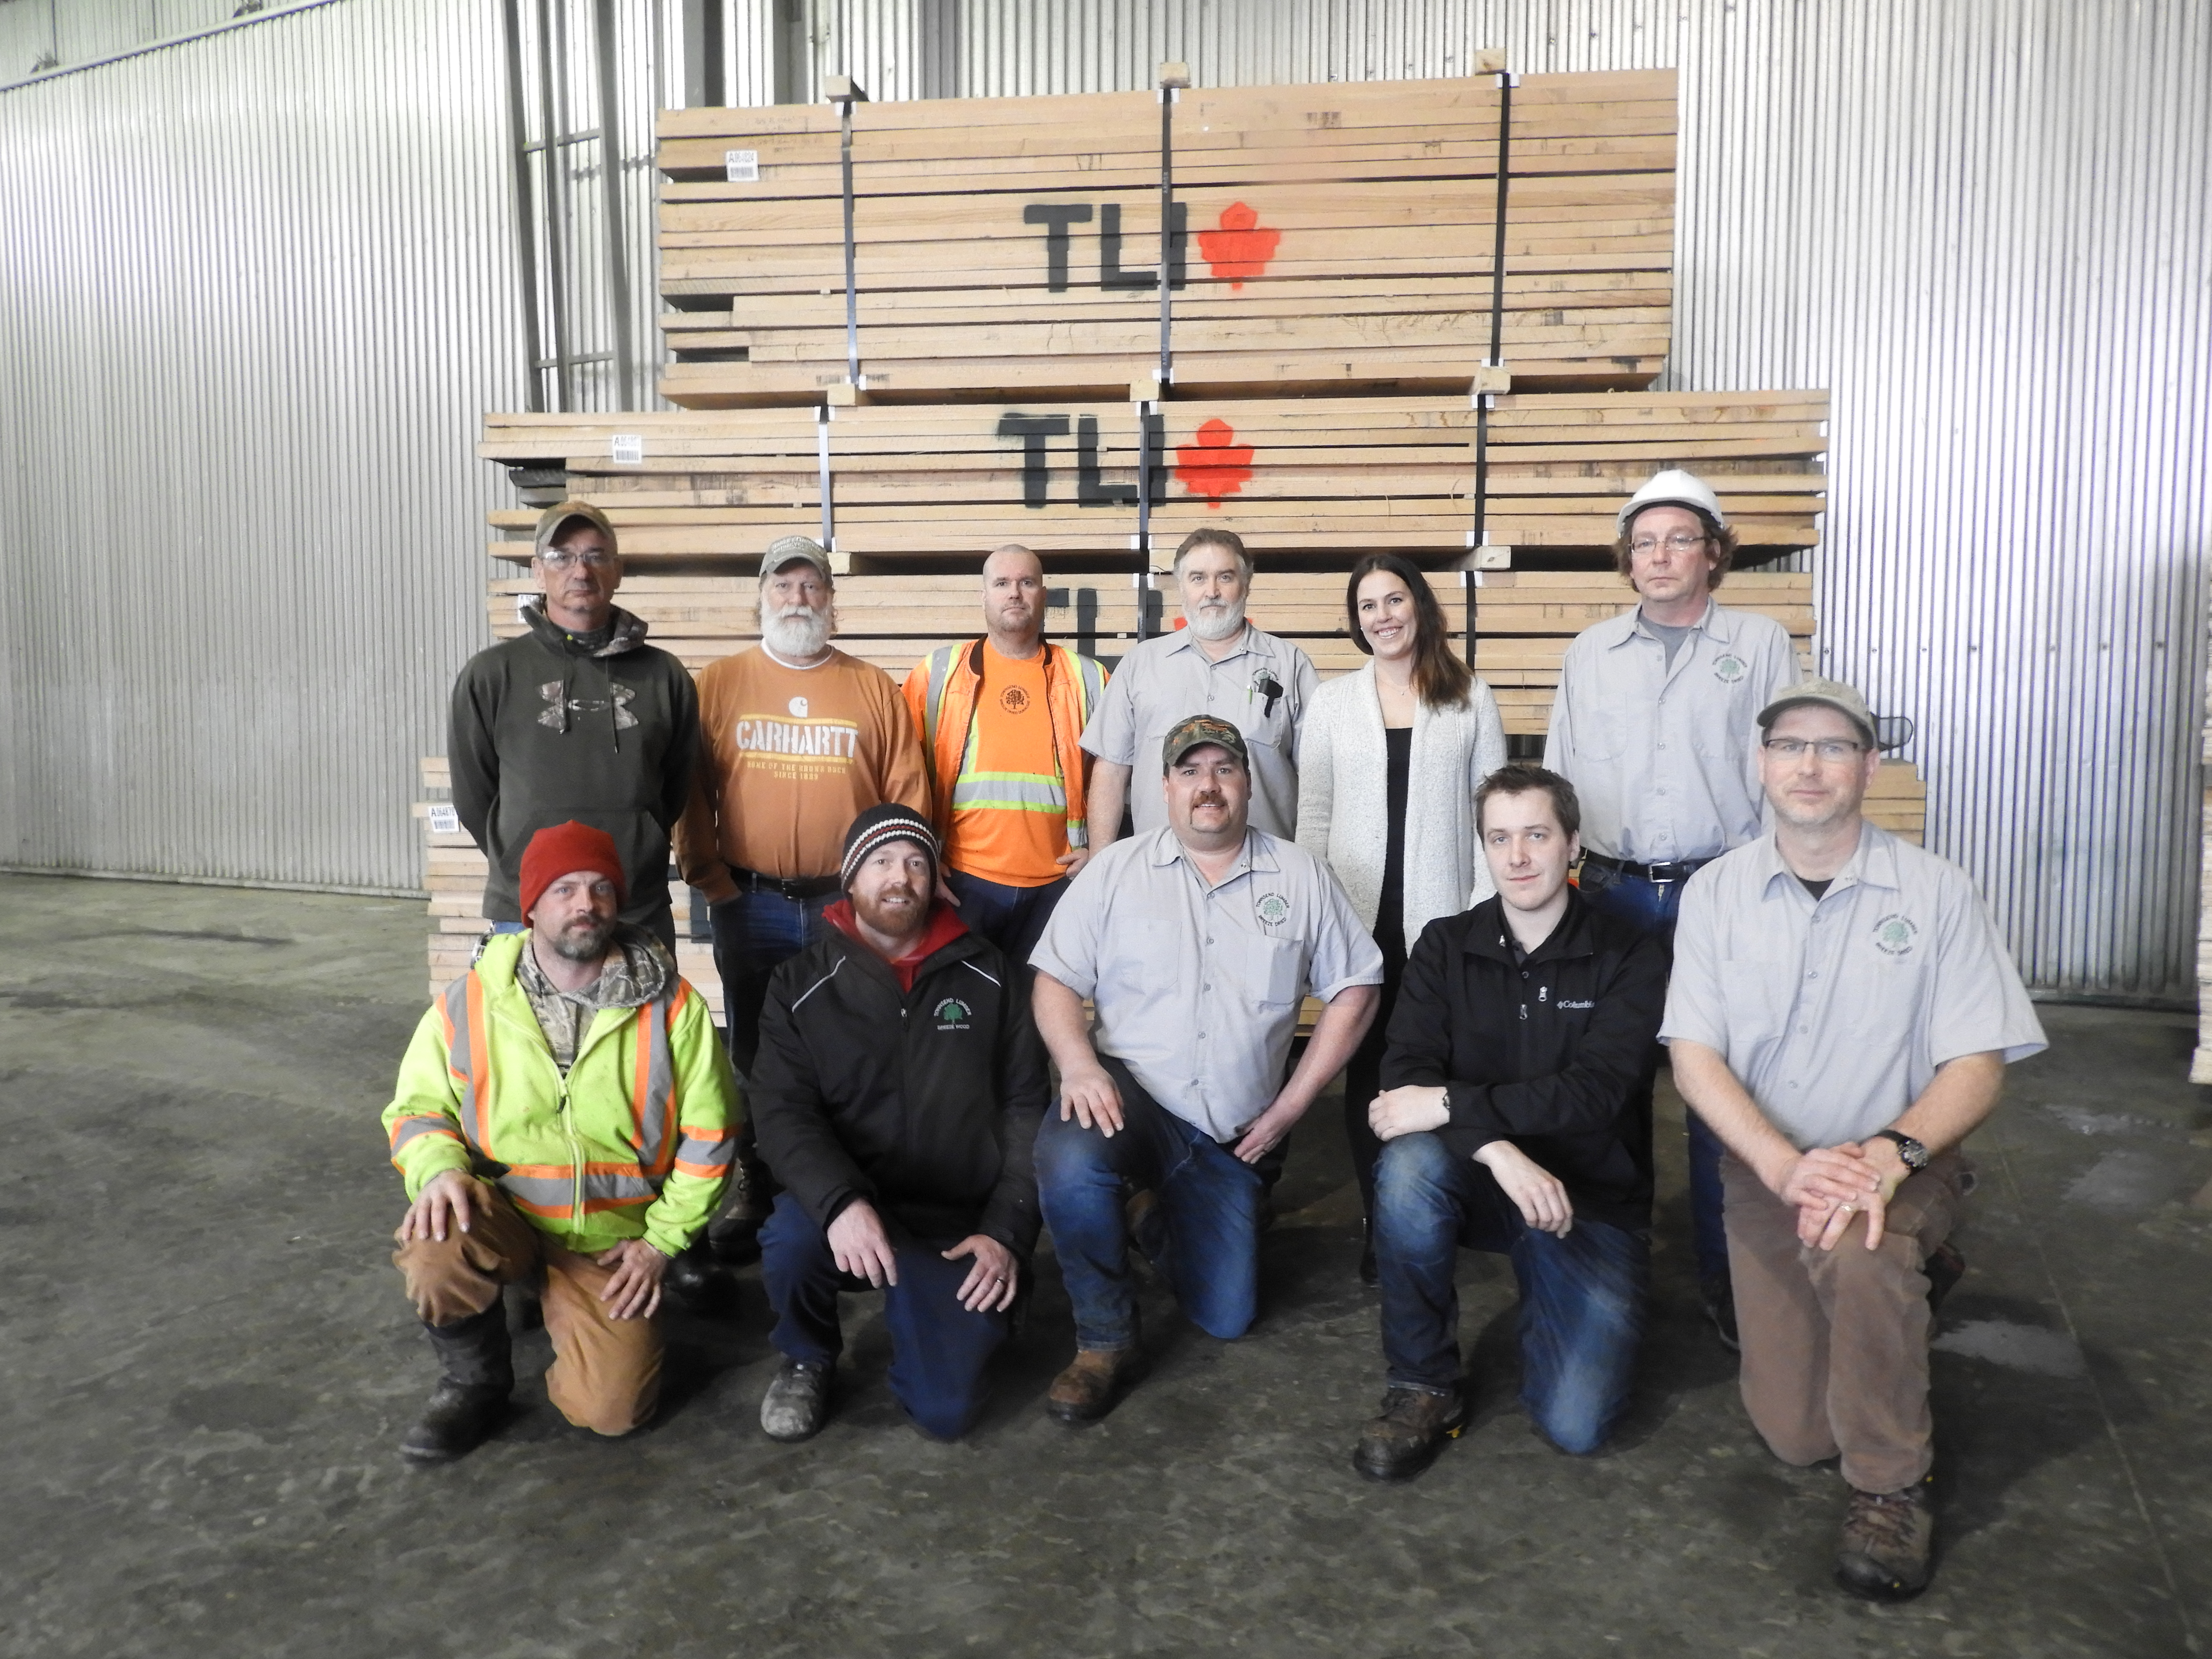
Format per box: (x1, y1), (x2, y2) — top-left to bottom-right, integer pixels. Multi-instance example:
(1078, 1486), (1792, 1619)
(1758, 677), (1880, 748)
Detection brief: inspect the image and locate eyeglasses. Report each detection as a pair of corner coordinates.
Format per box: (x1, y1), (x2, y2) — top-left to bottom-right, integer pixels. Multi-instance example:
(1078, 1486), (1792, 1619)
(1629, 533), (1708, 555)
(539, 548), (614, 571)
(1762, 738), (1869, 762)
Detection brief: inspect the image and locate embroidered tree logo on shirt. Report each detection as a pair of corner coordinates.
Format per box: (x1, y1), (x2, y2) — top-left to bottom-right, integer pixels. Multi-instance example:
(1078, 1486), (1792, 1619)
(1873, 915), (1920, 957)
(934, 998), (973, 1027)
(999, 686), (1031, 714)
(1712, 655), (1747, 684)
(1255, 894), (1290, 927)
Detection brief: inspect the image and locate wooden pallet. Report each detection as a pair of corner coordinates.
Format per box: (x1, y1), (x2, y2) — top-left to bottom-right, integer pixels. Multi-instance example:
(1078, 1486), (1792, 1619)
(653, 70), (1676, 401)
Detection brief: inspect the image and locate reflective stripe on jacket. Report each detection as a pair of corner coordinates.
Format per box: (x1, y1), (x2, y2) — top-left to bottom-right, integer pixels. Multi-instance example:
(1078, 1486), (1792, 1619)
(902, 638), (1108, 851)
(381, 932), (740, 1257)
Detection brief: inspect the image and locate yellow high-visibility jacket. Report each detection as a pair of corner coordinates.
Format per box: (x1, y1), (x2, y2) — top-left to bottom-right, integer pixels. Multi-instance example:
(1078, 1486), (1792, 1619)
(381, 933), (739, 1258)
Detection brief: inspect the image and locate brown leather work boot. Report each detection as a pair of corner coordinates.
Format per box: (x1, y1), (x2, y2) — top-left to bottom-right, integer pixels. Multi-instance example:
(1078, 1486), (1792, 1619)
(1046, 1346), (1143, 1426)
(1351, 1385), (1468, 1482)
(1835, 1476), (1936, 1601)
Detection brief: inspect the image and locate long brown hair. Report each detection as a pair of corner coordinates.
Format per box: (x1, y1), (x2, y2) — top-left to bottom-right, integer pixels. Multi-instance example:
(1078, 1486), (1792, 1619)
(1345, 553), (1473, 709)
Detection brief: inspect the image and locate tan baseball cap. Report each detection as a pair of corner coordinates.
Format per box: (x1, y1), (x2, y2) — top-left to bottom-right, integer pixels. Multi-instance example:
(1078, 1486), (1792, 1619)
(533, 501), (618, 561)
(1163, 714), (1249, 774)
(1758, 677), (1878, 748)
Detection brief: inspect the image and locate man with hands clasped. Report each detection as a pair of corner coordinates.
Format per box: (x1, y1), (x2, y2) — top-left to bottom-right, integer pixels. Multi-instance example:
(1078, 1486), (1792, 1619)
(382, 821), (738, 1462)
(1354, 765), (1668, 1481)
(1030, 716), (1382, 1425)
(748, 805), (1048, 1444)
(1663, 679), (2045, 1602)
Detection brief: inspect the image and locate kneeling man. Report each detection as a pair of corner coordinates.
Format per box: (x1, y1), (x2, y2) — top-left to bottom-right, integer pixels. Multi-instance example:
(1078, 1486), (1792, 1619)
(1358, 764), (1668, 1479)
(750, 805), (1048, 1442)
(1665, 679), (2044, 1601)
(382, 821), (737, 1461)
(1031, 716), (1381, 1424)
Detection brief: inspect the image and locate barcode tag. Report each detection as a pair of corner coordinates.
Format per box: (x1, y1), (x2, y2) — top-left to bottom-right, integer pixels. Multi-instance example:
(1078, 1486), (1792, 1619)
(725, 149), (759, 182)
(610, 433), (643, 465)
(428, 805), (460, 835)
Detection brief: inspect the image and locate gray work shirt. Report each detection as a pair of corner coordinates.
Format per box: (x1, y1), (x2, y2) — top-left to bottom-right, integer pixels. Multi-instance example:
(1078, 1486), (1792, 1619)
(1030, 825), (1383, 1141)
(1081, 624), (1319, 838)
(1660, 823), (2047, 1148)
(1543, 599), (1801, 863)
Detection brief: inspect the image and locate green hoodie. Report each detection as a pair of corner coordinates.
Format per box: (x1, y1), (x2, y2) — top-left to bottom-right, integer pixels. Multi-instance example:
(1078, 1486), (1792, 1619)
(448, 598), (701, 931)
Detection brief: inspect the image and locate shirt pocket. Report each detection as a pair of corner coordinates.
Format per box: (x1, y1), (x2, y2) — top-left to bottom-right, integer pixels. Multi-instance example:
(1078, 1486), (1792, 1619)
(1232, 934), (1304, 1009)
(1717, 958), (1791, 1047)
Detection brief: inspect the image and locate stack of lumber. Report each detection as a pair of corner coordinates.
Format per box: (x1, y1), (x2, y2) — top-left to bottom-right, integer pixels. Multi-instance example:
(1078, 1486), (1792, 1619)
(414, 757), (724, 1011)
(479, 390), (1826, 566)
(653, 71), (1674, 403)
(477, 566), (1816, 739)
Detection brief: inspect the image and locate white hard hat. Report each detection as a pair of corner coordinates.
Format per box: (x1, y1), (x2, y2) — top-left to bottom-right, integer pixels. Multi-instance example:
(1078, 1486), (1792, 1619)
(1617, 469), (1728, 534)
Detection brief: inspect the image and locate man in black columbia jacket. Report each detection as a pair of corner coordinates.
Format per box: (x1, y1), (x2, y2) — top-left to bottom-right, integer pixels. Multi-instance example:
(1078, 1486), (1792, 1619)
(1353, 764), (1668, 1481)
(749, 805), (1048, 1442)
(448, 500), (699, 949)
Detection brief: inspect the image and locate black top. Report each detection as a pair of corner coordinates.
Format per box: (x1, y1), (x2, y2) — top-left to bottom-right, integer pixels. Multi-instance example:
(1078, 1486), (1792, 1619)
(1799, 875), (1834, 900)
(1376, 725), (1413, 959)
(1381, 892), (1670, 1231)
(751, 924), (1050, 1254)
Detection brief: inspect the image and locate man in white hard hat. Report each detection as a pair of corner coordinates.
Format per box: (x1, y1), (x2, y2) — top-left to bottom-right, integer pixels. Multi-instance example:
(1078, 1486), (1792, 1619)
(1542, 469), (1801, 1350)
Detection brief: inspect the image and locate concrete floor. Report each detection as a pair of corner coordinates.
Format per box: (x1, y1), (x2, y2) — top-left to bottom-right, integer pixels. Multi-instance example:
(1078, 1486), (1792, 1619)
(2, 873), (2208, 1659)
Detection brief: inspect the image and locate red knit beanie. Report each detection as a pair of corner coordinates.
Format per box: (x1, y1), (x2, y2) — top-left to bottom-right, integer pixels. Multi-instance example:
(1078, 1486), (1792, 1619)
(518, 821), (627, 922)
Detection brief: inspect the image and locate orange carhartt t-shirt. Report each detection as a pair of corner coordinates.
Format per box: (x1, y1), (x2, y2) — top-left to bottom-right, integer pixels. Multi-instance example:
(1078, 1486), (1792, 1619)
(945, 642), (1074, 888)
(676, 645), (931, 895)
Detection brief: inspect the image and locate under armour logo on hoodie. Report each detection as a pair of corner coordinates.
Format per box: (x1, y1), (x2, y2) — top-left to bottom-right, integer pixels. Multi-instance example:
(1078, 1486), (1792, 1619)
(538, 680), (638, 733)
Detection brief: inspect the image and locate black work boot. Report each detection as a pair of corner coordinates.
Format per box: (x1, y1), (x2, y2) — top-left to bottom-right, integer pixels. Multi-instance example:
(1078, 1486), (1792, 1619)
(402, 1305), (513, 1464)
(1352, 1385), (1468, 1482)
(706, 1158), (771, 1265)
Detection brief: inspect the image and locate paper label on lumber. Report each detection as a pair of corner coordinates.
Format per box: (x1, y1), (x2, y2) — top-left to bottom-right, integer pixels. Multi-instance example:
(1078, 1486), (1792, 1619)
(611, 434), (645, 465)
(725, 149), (760, 183)
(428, 804), (461, 835)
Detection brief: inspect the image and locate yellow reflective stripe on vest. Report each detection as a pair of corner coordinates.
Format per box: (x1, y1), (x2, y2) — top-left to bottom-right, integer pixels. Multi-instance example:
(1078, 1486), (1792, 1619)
(951, 769), (1068, 812)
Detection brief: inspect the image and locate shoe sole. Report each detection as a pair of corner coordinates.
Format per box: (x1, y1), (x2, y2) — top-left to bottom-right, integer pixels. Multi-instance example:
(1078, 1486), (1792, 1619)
(1834, 1566), (1929, 1603)
(1350, 1414), (1467, 1483)
(1045, 1396), (1117, 1427)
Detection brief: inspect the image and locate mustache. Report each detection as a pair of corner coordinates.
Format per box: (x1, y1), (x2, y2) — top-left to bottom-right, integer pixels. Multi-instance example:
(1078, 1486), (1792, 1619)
(1190, 789), (1229, 809)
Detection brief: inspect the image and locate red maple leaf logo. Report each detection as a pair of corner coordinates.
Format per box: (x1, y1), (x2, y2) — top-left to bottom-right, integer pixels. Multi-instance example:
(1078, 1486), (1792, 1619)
(1196, 201), (1281, 290)
(1175, 418), (1255, 508)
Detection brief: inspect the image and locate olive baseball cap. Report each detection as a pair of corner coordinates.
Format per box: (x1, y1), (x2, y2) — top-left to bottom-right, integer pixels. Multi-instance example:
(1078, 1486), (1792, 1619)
(1758, 676), (1880, 748)
(1163, 714), (1249, 773)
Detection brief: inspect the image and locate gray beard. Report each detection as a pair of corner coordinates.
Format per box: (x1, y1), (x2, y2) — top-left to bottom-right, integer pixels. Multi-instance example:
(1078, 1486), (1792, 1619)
(549, 919), (615, 963)
(1185, 600), (1246, 642)
(763, 605), (832, 658)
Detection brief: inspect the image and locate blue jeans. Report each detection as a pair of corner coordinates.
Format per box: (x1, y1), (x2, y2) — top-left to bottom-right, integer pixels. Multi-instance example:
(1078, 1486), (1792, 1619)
(942, 869), (1069, 974)
(1578, 861), (1729, 1288)
(708, 887), (838, 1077)
(1373, 1131), (1649, 1455)
(1035, 1056), (1281, 1350)
(758, 1193), (1011, 1441)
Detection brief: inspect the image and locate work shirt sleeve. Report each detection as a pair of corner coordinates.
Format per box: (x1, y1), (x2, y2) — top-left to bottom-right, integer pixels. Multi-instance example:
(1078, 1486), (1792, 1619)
(637, 987), (742, 1258)
(872, 672), (935, 818)
(980, 978), (1051, 1256)
(1539, 659), (1574, 779)
(1432, 934), (1669, 1160)
(1307, 863), (1387, 1000)
(1029, 856), (1108, 995)
(447, 660), (501, 852)
(382, 1002), (477, 1198)
(1079, 653), (1140, 765)
(748, 966), (879, 1231)
(1284, 645), (1321, 743)
(1926, 879), (2049, 1068)
(1657, 867), (1732, 1056)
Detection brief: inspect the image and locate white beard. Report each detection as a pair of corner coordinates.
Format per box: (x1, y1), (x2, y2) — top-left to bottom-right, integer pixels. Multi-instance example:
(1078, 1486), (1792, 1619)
(762, 604), (832, 658)
(1185, 596), (1247, 643)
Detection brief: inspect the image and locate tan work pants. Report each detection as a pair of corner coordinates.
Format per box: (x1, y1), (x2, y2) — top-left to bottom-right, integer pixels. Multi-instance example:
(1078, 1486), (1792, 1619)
(393, 1185), (662, 1437)
(1720, 1152), (1967, 1495)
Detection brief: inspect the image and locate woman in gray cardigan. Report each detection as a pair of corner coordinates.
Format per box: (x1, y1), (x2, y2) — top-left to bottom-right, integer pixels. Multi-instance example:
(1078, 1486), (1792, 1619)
(1295, 553), (1508, 1277)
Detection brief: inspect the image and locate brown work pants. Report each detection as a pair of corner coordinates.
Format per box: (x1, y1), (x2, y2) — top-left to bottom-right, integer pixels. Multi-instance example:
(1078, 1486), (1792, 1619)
(1720, 1152), (1967, 1495)
(392, 1185), (662, 1437)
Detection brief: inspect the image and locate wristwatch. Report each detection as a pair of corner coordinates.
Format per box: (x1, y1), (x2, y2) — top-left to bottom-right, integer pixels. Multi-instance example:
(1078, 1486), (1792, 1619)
(1873, 1129), (1929, 1170)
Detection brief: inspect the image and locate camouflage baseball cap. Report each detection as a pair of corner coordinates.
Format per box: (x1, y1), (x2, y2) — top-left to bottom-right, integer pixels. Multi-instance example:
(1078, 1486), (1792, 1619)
(1162, 714), (1249, 774)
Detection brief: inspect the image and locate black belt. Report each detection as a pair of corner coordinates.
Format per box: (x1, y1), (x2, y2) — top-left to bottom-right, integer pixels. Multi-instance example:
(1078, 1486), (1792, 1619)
(727, 866), (843, 900)
(1583, 852), (1711, 885)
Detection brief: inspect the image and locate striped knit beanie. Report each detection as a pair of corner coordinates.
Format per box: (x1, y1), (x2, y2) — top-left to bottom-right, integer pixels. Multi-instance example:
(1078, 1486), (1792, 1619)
(840, 803), (939, 890)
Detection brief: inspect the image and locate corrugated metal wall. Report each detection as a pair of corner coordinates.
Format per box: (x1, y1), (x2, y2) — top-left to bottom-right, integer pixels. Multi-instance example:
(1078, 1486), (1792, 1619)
(769, 0), (2212, 1003)
(0, 0), (521, 893)
(2, 0), (2205, 994)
